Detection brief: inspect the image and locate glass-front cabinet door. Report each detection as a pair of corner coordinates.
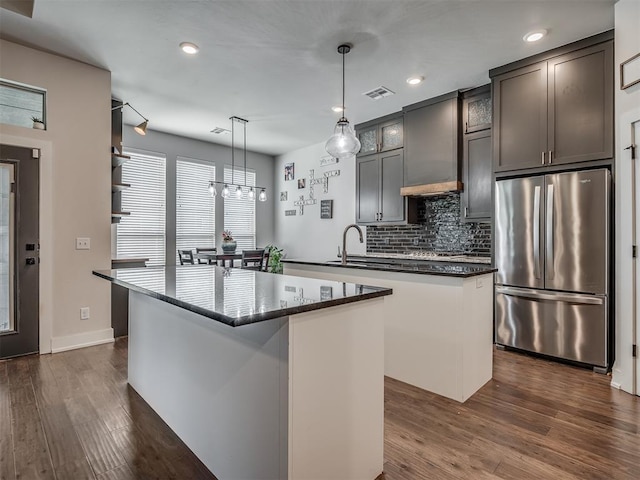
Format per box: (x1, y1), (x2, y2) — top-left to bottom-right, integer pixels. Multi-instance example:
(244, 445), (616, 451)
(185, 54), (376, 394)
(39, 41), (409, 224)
(0, 163), (15, 333)
(379, 118), (403, 152)
(357, 125), (378, 157)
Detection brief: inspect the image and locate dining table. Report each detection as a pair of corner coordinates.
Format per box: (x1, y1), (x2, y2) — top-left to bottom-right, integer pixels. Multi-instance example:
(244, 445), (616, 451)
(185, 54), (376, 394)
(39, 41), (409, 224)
(194, 251), (242, 267)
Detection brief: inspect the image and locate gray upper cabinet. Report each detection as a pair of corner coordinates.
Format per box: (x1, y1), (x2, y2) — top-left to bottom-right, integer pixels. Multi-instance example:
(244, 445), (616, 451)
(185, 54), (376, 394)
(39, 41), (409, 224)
(356, 114), (403, 157)
(355, 150), (415, 225)
(462, 129), (492, 222)
(461, 86), (492, 222)
(492, 39), (613, 172)
(403, 91), (461, 188)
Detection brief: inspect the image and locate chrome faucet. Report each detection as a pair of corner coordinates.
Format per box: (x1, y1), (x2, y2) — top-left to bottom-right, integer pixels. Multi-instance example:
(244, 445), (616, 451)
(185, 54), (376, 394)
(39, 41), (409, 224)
(342, 224), (363, 265)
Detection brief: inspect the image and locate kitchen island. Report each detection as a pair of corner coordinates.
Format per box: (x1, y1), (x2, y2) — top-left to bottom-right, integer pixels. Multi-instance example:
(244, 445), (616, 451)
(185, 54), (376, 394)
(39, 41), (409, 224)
(283, 256), (496, 403)
(93, 266), (391, 480)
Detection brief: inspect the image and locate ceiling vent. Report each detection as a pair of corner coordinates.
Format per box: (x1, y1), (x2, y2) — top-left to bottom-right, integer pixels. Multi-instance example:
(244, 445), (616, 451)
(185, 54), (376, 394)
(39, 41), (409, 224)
(363, 86), (395, 100)
(210, 127), (230, 135)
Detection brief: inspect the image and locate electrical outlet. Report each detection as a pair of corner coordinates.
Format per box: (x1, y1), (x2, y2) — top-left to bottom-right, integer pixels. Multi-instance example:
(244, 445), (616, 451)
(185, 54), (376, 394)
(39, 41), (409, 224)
(76, 237), (91, 250)
(80, 307), (90, 320)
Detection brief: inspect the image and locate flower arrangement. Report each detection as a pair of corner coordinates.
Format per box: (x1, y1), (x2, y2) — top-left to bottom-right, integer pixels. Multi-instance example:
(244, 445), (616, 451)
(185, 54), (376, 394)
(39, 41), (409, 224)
(222, 230), (234, 242)
(31, 116), (44, 124)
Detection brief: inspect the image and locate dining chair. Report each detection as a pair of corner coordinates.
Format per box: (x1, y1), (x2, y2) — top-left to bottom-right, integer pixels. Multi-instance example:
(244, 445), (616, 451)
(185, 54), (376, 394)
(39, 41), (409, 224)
(241, 249), (266, 270)
(178, 249), (195, 265)
(195, 247), (217, 265)
(262, 247), (271, 272)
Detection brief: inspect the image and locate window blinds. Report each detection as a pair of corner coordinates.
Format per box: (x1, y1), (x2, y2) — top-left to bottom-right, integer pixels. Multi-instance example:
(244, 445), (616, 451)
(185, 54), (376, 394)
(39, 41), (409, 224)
(118, 150), (166, 266)
(176, 157), (216, 261)
(223, 167), (256, 251)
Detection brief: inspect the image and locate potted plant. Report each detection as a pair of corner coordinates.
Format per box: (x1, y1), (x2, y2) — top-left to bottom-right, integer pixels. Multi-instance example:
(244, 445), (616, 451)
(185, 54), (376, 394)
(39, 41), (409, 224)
(266, 245), (284, 274)
(221, 230), (237, 253)
(31, 116), (45, 130)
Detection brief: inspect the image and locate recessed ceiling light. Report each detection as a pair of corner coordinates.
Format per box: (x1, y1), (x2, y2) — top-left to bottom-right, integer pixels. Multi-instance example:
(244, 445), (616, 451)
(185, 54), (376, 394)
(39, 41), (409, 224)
(332, 106), (344, 113)
(523, 30), (547, 43)
(406, 76), (424, 85)
(180, 42), (200, 54)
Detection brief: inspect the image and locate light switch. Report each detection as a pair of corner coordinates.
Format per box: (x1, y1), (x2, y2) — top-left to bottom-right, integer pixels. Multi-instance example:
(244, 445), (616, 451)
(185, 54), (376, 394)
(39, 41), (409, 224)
(76, 238), (90, 250)
(80, 307), (90, 320)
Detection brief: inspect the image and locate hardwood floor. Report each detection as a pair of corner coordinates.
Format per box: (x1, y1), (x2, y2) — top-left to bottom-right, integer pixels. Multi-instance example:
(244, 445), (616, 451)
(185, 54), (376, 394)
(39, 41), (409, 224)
(1, 339), (638, 479)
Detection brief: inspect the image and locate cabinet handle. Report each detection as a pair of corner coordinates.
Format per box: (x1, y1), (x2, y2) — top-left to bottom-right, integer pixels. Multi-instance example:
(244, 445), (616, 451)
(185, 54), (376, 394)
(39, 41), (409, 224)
(541, 151), (546, 165)
(548, 150), (553, 164)
(464, 207), (468, 218)
(465, 122), (468, 134)
(380, 212), (383, 221)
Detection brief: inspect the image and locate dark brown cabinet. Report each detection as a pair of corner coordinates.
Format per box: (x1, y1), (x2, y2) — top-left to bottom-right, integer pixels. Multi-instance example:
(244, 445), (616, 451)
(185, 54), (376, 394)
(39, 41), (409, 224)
(402, 91), (462, 191)
(356, 150), (414, 225)
(492, 40), (613, 172)
(356, 113), (403, 157)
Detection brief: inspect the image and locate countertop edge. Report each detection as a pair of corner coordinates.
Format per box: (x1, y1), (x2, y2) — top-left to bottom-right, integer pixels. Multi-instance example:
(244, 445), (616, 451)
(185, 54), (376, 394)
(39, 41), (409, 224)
(93, 270), (392, 327)
(282, 259), (497, 278)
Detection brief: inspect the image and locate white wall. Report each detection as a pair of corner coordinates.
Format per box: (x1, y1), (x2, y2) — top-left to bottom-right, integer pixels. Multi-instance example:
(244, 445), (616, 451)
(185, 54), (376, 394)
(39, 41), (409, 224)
(0, 40), (112, 352)
(122, 128), (275, 262)
(612, 0), (640, 395)
(274, 142), (366, 260)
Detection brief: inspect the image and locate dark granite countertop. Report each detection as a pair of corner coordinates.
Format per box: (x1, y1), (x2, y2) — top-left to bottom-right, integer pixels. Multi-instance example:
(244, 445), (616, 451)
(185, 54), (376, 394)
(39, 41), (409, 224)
(282, 257), (497, 278)
(93, 266), (392, 327)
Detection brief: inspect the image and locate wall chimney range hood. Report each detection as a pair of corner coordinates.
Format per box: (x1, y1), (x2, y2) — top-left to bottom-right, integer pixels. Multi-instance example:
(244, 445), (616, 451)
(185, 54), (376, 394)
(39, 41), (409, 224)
(400, 181), (463, 197)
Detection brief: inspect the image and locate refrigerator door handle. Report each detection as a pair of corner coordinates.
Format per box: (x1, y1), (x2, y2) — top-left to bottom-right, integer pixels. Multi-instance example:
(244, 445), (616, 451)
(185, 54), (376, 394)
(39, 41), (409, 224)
(496, 286), (604, 305)
(546, 184), (554, 280)
(533, 185), (541, 279)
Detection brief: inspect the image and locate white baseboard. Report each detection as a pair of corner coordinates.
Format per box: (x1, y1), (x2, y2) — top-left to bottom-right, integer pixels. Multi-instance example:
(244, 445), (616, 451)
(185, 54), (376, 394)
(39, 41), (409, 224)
(610, 381), (621, 390)
(51, 328), (114, 353)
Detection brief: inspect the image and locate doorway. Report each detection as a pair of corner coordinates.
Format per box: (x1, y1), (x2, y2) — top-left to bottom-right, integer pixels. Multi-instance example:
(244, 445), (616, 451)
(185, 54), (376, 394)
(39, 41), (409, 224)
(0, 144), (39, 359)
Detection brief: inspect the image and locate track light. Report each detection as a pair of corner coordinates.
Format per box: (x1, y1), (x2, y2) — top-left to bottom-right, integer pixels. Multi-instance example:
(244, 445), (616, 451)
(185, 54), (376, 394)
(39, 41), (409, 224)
(111, 102), (149, 136)
(247, 187), (255, 200)
(221, 184), (230, 198)
(258, 189), (267, 202)
(208, 181), (216, 197)
(235, 185), (243, 199)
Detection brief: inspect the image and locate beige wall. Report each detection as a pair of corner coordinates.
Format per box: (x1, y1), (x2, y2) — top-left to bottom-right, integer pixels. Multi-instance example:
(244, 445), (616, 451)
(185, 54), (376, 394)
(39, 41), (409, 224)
(612, 0), (640, 394)
(0, 40), (112, 352)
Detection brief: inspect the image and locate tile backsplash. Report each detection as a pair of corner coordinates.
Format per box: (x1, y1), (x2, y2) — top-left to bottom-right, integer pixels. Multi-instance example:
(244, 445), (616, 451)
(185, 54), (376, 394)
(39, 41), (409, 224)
(366, 194), (491, 256)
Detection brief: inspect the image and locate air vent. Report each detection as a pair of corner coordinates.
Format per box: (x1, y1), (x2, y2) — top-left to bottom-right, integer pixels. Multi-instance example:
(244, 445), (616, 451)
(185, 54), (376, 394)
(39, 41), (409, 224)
(210, 127), (230, 135)
(363, 86), (395, 100)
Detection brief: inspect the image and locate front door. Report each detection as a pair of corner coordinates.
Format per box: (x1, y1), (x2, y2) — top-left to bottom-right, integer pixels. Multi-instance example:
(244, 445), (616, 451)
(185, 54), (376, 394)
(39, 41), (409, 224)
(0, 145), (39, 359)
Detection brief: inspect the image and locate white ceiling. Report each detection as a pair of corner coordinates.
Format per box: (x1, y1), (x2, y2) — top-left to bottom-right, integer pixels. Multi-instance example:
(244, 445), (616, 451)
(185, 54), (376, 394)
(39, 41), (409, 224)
(0, 0), (615, 156)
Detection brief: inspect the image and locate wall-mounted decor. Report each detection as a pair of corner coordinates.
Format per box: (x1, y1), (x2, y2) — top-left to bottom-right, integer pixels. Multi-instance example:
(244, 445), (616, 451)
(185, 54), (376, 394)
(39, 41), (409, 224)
(320, 286), (333, 300)
(285, 209), (297, 216)
(324, 169), (340, 179)
(621, 52), (640, 90)
(320, 199), (333, 219)
(285, 285), (297, 293)
(280, 191), (288, 201)
(284, 162), (295, 181)
(320, 155), (339, 167)
(298, 178), (306, 189)
(294, 195), (317, 215)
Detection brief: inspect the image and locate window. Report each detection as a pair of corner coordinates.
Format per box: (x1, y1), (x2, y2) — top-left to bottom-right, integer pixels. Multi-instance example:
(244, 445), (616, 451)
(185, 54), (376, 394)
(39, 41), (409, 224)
(117, 149), (166, 266)
(0, 79), (46, 128)
(176, 157), (215, 262)
(223, 167), (256, 251)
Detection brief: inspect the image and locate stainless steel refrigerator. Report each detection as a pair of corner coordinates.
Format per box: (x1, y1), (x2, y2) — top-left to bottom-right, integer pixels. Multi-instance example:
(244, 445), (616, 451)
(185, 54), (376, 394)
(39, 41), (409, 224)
(494, 168), (610, 369)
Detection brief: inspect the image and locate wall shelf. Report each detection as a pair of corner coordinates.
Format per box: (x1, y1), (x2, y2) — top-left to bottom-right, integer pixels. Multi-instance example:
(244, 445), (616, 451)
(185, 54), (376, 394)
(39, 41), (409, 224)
(111, 183), (131, 192)
(111, 153), (130, 168)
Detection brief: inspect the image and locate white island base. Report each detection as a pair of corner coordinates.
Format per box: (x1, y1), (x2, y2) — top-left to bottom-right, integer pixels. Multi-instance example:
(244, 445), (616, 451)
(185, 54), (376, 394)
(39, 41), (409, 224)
(284, 264), (494, 403)
(128, 291), (384, 480)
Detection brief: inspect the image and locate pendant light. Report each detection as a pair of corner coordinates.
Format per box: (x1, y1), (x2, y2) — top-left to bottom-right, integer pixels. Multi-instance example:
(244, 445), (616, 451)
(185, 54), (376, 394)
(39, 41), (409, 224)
(325, 44), (361, 159)
(206, 116), (268, 201)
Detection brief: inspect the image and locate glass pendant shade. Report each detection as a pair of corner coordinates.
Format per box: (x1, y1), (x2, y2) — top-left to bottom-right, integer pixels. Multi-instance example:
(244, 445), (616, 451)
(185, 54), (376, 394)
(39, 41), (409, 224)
(258, 189), (267, 202)
(208, 182), (216, 197)
(221, 184), (230, 198)
(235, 185), (243, 199)
(325, 118), (361, 159)
(247, 187), (255, 200)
